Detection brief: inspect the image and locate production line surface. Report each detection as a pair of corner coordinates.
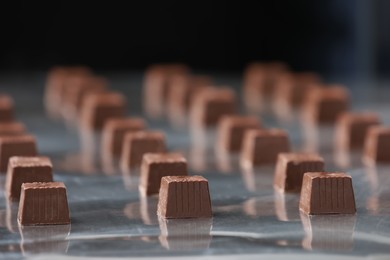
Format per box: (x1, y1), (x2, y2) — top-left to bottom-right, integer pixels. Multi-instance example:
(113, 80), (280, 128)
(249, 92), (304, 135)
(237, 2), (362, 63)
(0, 72), (390, 259)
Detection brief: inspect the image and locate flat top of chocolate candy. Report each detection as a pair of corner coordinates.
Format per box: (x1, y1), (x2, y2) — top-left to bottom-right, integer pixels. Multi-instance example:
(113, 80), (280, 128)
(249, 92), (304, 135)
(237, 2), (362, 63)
(22, 182), (66, 190)
(367, 125), (390, 136)
(0, 135), (36, 144)
(304, 172), (351, 179)
(338, 112), (380, 124)
(162, 175), (207, 183)
(9, 156), (52, 168)
(278, 153), (324, 163)
(245, 128), (288, 137)
(143, 153), (186, 164)
(0, 122), (25, 131)
(104, 117), (146, 130)
(84, 91), (126, 105)
(124, 131), (165, 141)
(219, 115), (261, 127)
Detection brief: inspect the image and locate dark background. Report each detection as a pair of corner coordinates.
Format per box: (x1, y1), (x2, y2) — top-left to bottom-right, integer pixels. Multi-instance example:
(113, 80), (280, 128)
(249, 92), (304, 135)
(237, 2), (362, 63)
(0, 1), (389, 78)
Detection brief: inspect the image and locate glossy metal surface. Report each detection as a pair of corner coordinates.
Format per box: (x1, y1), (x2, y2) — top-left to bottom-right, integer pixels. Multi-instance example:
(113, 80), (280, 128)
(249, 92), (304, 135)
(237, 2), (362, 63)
(0, 72), (390, 259)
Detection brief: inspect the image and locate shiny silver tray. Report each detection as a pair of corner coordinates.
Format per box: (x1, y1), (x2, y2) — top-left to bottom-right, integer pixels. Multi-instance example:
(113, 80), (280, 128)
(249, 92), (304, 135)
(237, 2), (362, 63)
(0, 72), (390, 259)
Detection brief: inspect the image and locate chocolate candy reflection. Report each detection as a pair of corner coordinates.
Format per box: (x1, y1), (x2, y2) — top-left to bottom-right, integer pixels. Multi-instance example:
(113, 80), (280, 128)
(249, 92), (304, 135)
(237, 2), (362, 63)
(159, 217), (212, 250)
(19, 224), (70, 256)
(301, 213), (356, 251)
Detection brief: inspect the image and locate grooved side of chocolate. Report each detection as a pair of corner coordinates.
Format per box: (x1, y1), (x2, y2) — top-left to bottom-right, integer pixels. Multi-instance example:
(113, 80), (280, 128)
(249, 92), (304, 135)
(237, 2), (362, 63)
(6, 156), (53, 200)
(18, 182), (71, 225)
(304, 86), (350, 123)
(241, 129), (290, 167)
(101, 118), (147, 157)
(274, 153), (324, 193)
(190, 88), (237, 127)
(140, 153), (188, 196)
(80, 92), (127, 130)
(0, 122), (26, 136)
(158, 176), (212, 218)
(217, 116), (262, 152)
(363, 126), (390, 163)
(120, 131), (166, 169)
(0, 94), (15, 122)
(335, 112), (380, 151)
(299, 172), (356, 215)
(0, 135), (38, 172)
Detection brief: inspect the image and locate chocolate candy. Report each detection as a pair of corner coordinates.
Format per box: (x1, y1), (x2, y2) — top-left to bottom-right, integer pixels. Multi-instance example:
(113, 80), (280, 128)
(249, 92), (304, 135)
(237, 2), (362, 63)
(18, 182), (71, 225)
(240, 129), (290, 167)
(274, 72), (321, 108)
(0, 94), (15, 122)
(167, 74), (212, 114)
(364, 126), (390, 163)
(101, 117), (147, 157)
(274, 153), (324, 193)
(0, 135), (38, 172)
(143, 64), (190, 118)
(190, 87), (237, 127)
(61, 75), (108, 120)
(44, 66), (92, 119)
(158, 176), (212, 218)
(243, 62), (288, 112)
(80, 91), (127, 130)
(0, 122), (26, 136)
(335, 112), (381, 152)
(6, 156), (53, 200)
(303, 85), (350, 123)
(217, 115), (261, 152)
(140, 153), (188, 196)
(300, 172), (356, 215)
(120, 131), (166, 169)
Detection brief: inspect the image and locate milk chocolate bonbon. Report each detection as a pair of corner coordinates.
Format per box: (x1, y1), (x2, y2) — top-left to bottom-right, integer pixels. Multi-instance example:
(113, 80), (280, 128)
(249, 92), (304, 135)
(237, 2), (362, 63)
(6, 156), (53, 200)
(18, 182), (71, 225)
(0, 135), (38, 172)
(299, 172), (356, 215)
(157, 176), (212, 219)
(140, 153), (188, 196)
(274, 153), (324, 193)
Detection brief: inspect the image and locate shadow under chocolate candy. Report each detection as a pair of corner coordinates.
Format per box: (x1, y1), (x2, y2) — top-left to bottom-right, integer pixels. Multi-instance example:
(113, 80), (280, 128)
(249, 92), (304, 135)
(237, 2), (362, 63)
(300, 213), (356, 251)
(158, 217), (213, 251)
(19, 224), (71, 256)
